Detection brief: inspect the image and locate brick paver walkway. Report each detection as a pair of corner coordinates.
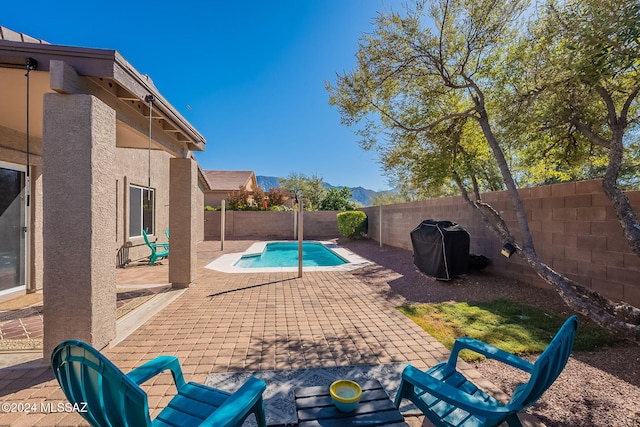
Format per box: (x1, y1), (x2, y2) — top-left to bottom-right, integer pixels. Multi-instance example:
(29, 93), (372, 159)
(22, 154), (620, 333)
(0, 287), (170, 350)
(0, 240), (498, 426)
(0, 308), (43, 341)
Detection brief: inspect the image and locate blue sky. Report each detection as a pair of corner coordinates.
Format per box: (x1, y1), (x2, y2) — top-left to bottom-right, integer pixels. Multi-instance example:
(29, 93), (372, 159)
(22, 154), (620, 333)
(3, 1), (402, 190)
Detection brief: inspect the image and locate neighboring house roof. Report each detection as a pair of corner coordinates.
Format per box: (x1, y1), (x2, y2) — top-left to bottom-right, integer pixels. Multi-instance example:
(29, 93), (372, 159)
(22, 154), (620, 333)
(204, 170), (256, 192)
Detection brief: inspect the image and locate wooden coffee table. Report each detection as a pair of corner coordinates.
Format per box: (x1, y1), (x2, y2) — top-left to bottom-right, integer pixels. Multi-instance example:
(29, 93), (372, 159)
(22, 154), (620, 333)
(294, 379), (409, 427)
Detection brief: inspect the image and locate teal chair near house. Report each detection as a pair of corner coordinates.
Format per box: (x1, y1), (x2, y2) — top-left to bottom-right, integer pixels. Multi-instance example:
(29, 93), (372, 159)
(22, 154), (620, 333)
(142, 229), (169, 265)
(395, 315), (578, 427)
(51, 340), (267, 427)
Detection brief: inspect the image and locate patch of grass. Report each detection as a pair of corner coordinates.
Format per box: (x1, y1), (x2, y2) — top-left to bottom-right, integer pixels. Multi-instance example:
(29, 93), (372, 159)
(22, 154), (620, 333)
(397, 299), (617, 362)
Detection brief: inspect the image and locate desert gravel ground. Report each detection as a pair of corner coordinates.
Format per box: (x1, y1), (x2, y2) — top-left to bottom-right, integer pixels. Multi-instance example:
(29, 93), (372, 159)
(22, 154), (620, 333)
(340, 238), (640, 427)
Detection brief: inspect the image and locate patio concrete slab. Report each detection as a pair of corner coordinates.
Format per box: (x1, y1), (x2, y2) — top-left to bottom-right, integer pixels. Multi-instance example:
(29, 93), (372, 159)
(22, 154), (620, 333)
(0, 240), (542, 426)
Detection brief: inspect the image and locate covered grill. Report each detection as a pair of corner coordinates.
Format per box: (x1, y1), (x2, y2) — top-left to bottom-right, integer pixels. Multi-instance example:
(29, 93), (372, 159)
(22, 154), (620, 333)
(410, 219), (470, 280)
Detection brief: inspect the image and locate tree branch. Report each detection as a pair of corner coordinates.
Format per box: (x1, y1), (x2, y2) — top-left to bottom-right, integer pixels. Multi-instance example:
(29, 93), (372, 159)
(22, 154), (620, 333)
(453, 173), (518, 245)
(595, 85), (622, 127)
(461, 72), (485, 106)
(570, 118), (611, 148)
(370, 101), (477, 133)
(621, 85), (640, 121)
(438, 0), (449, 81)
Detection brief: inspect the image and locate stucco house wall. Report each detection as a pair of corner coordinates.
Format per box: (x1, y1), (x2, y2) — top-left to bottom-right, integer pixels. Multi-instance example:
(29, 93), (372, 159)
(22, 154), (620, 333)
(114, 147), (173, 264)
(205, 192), (226, 209)
(0, 25), (208, 352)
(0, 135), (203, 291)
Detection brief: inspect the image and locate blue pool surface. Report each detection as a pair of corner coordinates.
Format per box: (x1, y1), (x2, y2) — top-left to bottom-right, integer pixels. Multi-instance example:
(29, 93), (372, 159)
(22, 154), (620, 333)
(234, 242), (348, 268)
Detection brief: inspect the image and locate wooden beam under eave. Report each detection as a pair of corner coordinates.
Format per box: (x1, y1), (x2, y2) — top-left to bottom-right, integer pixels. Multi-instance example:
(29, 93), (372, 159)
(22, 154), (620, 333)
(45, 62), (189, 158)
(115, 86), (138, 101)
(176, 132), (193, 143)
(82, 77), (188, 157)
(126, 100), (147, 116)
(188, 141), (204, 151)
(162, 121), (181, 133)
(112, 60), (205, 151)
(115, 109), (187, 158)
(92, 78), (138, 102)
(139, 102), (163, 119)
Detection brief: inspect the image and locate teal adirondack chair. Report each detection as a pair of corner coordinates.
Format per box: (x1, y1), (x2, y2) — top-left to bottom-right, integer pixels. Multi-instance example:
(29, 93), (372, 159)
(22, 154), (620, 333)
(142, 229), (169, 265)
(395, 315), (578, 427)
(51, 340), (267, 427)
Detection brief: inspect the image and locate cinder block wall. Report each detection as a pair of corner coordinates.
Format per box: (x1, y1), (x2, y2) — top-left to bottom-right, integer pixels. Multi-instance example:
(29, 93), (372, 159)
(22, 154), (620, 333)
(363, 180), (640, 307)
(204, 210), (341, 238)
(304, 210), (342, 236)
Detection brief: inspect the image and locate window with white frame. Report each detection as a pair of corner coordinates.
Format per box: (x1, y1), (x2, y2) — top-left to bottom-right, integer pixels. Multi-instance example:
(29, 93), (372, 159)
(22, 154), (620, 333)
(129, 185), (154, 238)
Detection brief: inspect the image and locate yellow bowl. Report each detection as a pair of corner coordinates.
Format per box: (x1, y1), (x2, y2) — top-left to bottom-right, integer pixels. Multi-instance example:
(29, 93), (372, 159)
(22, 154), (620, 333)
(329, 380), (362, 412)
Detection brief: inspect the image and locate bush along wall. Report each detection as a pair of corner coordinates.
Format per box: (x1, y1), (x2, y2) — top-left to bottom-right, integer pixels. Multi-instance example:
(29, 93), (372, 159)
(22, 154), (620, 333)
(337, 211), (368, 239)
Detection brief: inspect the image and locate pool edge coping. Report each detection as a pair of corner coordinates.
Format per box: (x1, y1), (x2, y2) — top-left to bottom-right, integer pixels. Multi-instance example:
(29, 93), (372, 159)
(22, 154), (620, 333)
(204, 240), (373, 273)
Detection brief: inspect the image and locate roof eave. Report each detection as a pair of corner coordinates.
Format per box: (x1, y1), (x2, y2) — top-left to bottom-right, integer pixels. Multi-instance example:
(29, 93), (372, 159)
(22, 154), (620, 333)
(0, 40), (206, 152)
(113, 51), (205, 151)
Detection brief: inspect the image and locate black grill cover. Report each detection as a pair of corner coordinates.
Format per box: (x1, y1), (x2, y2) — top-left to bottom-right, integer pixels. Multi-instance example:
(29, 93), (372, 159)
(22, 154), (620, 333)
(410, 219), (470, 280)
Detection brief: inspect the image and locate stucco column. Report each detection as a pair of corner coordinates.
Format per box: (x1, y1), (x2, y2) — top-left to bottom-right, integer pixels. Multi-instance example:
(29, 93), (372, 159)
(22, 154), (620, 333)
(169, 157), (197, 287)
(43, 94), (116, 356)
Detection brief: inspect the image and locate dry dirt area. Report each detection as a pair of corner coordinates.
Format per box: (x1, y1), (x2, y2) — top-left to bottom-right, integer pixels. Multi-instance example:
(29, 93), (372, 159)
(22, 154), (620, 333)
(340, 238), (640, 427)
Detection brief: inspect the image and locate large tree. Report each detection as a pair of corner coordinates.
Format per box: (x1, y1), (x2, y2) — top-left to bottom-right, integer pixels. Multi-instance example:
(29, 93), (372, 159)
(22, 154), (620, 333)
(327, 0), (640, 339)
(522, 0), (640, 255)
(279, 172), (327, 210)
(319, 187), (356, 211)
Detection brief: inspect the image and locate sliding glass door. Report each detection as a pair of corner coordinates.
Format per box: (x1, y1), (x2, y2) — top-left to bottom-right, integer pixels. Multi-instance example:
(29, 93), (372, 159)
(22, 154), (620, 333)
(0, 163), (26, 293)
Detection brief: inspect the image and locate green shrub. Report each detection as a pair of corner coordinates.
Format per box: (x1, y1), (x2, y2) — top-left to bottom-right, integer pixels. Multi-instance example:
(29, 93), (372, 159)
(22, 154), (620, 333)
(337, 211), (368, 239)
(266, 187), (287, 207)
(204, 205), (218, 211)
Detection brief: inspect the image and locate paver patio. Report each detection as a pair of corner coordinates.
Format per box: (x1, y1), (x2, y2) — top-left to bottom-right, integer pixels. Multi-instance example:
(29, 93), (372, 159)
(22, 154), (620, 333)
(0, 240), (525, 426)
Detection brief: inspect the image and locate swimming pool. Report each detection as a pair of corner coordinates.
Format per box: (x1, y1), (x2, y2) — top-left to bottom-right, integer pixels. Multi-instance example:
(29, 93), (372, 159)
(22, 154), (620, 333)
(205, 240), (372, 273)
(234, 241), (347, 268)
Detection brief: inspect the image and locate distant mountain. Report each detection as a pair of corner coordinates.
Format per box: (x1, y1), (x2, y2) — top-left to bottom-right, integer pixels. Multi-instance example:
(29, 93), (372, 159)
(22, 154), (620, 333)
(324, 183), (381, 208)
(256, 176), (280, 192)
(256, 175), (383, 207)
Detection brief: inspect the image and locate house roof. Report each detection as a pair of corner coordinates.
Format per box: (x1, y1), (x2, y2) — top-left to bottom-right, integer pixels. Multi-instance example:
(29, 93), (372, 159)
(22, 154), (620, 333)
(204, 170), (256, 191)
(0, 26), (205, 155)
(0, 26), (48, 44)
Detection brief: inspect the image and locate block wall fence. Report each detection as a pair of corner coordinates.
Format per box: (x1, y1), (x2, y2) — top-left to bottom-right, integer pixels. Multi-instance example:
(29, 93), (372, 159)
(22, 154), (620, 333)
(201, 180), (640, 307)
(204, 210), (341, 239)
(362, 179), (640, 307)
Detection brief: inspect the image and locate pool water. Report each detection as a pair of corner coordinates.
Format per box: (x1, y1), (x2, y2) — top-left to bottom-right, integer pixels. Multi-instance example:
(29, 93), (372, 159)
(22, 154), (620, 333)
(234, 242), (348, 268)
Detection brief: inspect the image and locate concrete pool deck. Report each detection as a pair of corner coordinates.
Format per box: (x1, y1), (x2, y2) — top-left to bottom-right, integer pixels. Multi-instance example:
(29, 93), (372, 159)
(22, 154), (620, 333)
(205, 240), (373, 273)
(0, 239), (542, 426)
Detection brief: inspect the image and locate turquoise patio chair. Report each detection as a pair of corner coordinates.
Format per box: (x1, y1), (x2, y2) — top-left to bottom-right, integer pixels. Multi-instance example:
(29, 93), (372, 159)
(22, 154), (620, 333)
(394, 315), (578, 427)
(51, 340), (267, 427)
(142, 229), (169, 265)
